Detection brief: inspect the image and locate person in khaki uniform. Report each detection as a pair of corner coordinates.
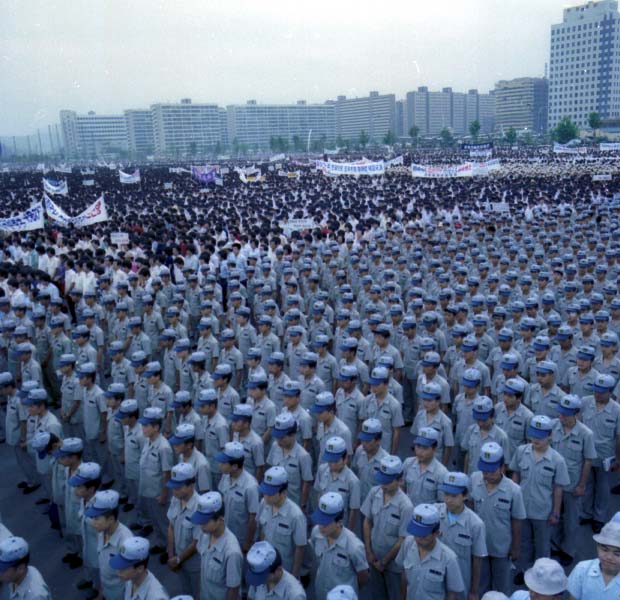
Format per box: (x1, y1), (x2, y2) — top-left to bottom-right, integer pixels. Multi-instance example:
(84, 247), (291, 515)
(395, 503), (465, 600)
(509, 414), (570, 584)
(244, 541), (306, 600)
(190, 491), (243, 600)
(361, 455), (413, 600)
(470, 442), (526, 596)
(257, 466), (307, 578)
(309, 492), (369, 600)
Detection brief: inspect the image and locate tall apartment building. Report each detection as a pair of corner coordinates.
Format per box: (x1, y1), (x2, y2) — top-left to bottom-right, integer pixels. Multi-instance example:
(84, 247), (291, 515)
(226, 100), (335, 148)
(151, 98), (223, 155)
(59, 110), (128, 158)
(124, 109), (155, 156)
(494, 78), (548, 133)
(405, 87), (494, 136)
(549, 0), (620, 129)
(332, 91), (396, 143)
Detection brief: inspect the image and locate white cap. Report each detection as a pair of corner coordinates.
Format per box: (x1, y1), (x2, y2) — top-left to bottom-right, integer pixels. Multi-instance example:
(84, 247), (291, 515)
(524, 558), (567, 595)
(480, 593), (509, 600)
(327, 585), (358, 600)
(0, 537), (29, 568)
(593, 520), (620, 548)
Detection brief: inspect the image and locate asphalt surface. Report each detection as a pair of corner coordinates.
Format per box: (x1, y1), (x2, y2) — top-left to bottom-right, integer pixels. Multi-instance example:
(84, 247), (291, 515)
(1, 426), (619, 599)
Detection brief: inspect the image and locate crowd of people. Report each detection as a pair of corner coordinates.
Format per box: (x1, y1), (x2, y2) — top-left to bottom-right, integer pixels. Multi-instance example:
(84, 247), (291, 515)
(0, 148), (620, 599)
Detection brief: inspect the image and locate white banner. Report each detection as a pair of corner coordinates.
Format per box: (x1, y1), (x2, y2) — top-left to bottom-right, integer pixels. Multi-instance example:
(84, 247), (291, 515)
(471, 159), (501, 175)
(278, 170), (301, 178)
(55, 165), (73, 174)
(80, 168), (95, 175)
(280, 218), (314, 236)
(0, 202), (44, 232)
(44, 194), (72, 226)
(168, 167), (191, 174)
(270, 153), (286, 162)
(600, 143), (620, 151)
(71, 195), (108, 227)
(386, 155), (404, 167)
(119, 169), (140, 184)
(220, 168), (230, 175)
(410, 163), (474, 178)
(553, 142), (586, 154)
(317, 159), (385, 176)
(470, 149), (492, 158)
(111, 232), (129, 245)
(215, 177), (224, 186)
(82, 179), (95, 186)
(163, 182), (173, 190)
(43, 178), (68, 196)
(593, 173), (613, 181)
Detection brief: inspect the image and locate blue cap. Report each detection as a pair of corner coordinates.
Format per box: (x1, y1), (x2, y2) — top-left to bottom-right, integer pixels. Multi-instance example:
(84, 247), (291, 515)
(190, 492), (224, 524)
(472, 396), (494, 420)
(166, 462), (197, 489)
(312, 391), (336, 413)
(168, 423), (196, 445)
(139, 406), (164, 425)
(68, 462), (102, 486)
(85, 490), (120, 517)
(527, 415), (553, 439)
(322, 436), (347, 462)
(357, 418), (382, 441)
(407, 504), (440, 536)
(109, 536), (150, 570)
(557, 394), (582, 416)
(258, 466), (288, 496)
(271, 413), (297, 439)
(373, 455), (404, 484)
(439, 471), (469, 495)
(477, 441), (504, 472)
(311, 492), (345, 525)
(245, 541), (279, 586)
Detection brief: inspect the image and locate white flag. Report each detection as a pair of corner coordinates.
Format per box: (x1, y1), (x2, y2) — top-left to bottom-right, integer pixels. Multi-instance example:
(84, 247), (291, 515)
(119, 169), (140, 184)
(0, 202), (44, 232)
(43, 178), (68, 196)
(71, 195), (108, 227)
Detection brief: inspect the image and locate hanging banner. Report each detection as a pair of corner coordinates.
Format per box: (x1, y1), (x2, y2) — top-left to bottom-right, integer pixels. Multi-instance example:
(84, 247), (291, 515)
(43, 178), (68, 196)
(82, 179), (95, 186)
(269, 153), (286, 162)
(44, 194), (73, 226)
(600, 143), (620, 151)
(169, 167), (191, 174)
(317, 159), (385, 176)
(280, 218), (315, 236)
(55, 165), (73, 174)
(471, 159), (501, 175)
(71, 195), (108, 227)
(410, 163), (474, 178)
(386, 156), (404, 167)
(119, 169), (140, 184)
(0, 202), (44, 232)
(191, 166), (217, 184)
(462, 142), (493, 151)
(553, 142), (586, 154)
(277, 170), (301, 178)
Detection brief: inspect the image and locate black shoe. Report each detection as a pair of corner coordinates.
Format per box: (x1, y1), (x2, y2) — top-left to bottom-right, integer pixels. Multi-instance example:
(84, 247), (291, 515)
(35, 498), (50, 505)
(140, 525), (153, 537)
(22, 484), (41, 495)
(84, 589), (98, 600)
(558, 553), (574, 567)
(68, 556), (83, 569)
(122, 503), (134, 513)
(149, 545), (165, 555)
(513, 571), (525, 586)
(129, 522), (143, 531)
(158, 552), (169, 565)
(76, 579), (93, 590)
(580, 517), (594, 526)
(592, 521), (604, 534)
(100, 480), (115, 491)
(17, 481), (28, 489)
(611, 483), (620, 495)
(119, 496), (128, 505)
(62, 552), (77, 564)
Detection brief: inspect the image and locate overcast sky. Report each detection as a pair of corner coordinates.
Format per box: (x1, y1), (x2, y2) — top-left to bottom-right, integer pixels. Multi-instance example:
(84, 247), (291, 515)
(1, 0), (583, 136)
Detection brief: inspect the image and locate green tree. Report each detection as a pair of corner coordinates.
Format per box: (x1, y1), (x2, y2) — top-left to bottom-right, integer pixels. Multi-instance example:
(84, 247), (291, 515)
(469, 120), (481, 140)
(292, 135), (302, 152)
(408, 125), (420, 146)
(232, 137), (240, 156)
(336, 135), (346, 149)
(505, 127), (517, 145)
(440, 128), (454, 147)
(383, 130), (397, 145)
(552, 117), (579, 144)
(358, 130), (369, 148)
(588, 111), (602, 136)
(522, 131), (534, 146)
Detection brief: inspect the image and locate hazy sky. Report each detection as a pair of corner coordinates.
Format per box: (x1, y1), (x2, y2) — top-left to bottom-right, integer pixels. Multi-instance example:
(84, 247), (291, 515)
(1, 0), (583, 135)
